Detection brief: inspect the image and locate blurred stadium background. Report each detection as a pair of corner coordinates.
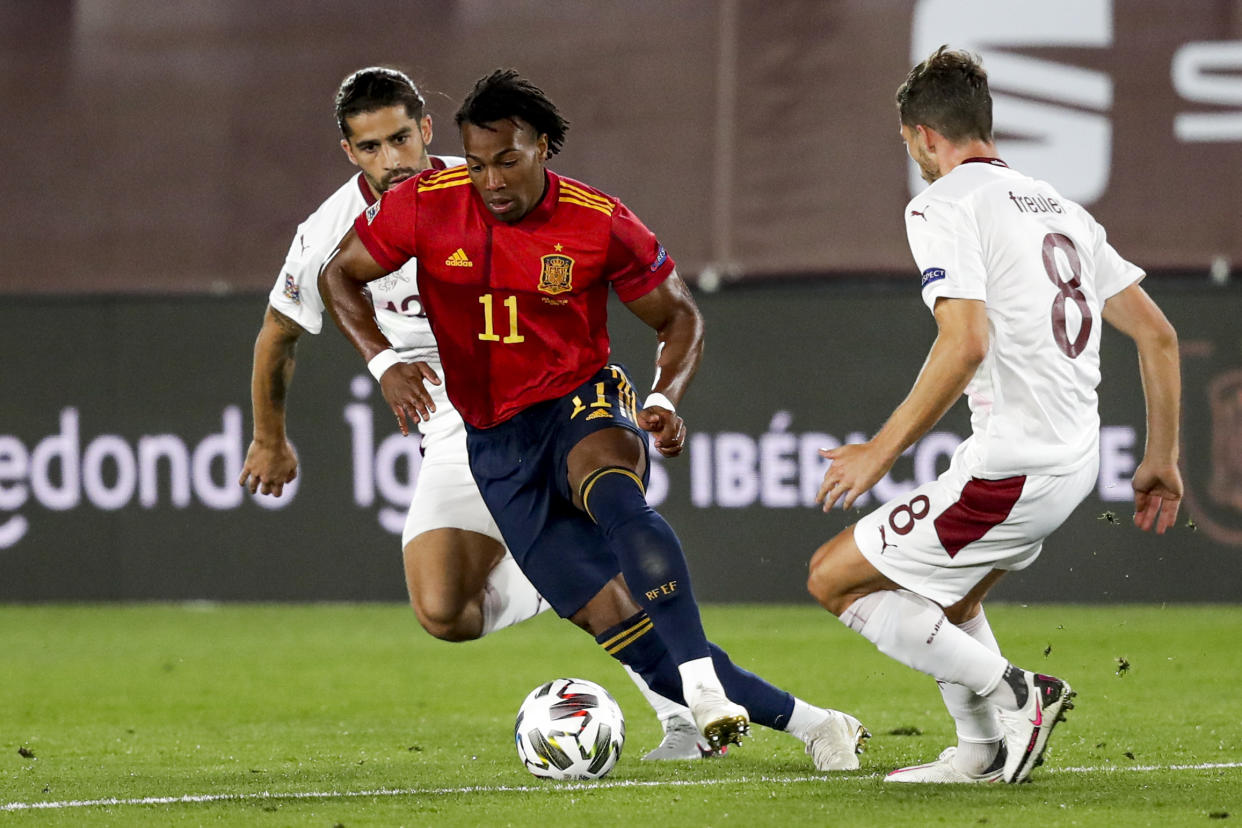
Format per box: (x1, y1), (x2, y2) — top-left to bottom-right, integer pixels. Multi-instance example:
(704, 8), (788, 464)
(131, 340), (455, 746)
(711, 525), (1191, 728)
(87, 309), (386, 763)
(2, 0), (1240, 603)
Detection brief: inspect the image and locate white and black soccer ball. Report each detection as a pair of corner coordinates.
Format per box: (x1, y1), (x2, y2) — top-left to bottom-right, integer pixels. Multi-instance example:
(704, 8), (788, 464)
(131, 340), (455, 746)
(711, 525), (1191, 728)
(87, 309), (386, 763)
(514, 677), (626, 780)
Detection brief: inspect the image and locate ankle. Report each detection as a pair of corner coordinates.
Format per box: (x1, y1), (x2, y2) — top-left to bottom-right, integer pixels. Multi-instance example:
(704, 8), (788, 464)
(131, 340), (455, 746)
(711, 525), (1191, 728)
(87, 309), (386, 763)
(954, 739), (1003, 774)
(983, 664), (1029, 711)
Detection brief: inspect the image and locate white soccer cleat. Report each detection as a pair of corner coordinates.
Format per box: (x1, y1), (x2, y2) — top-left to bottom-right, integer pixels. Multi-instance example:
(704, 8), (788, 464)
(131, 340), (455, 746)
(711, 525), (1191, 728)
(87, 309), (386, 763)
(688, 687), (749, 749)
(885, 746), (1005, 783)
(998, 671), (1075, 783)
(641, 714), (726, 761)
(803, 709), (870, 771)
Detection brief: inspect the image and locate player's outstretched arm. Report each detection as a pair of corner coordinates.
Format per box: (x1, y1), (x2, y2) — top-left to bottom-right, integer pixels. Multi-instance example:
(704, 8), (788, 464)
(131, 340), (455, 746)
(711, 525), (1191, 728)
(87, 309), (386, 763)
(623, 270), (703, 458)
(1102, 284), (1182, 534)
(319, 228), (439, 436)
(239, 304), (304, 497)
(818, 297), (987, 511)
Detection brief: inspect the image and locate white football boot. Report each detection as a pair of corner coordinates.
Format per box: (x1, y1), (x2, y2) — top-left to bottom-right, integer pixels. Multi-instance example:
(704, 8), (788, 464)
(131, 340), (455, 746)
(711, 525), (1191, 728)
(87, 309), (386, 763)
(687, 686), (749, 749)
(885, 745), (1005, 783)
(641, 714), (726, 761)
(803, 709), (870, 771)
(998, 671), (1075, 783)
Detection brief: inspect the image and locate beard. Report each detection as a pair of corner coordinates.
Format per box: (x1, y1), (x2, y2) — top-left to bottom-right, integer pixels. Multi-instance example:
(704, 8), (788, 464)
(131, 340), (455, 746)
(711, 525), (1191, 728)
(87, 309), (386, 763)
(374, 167), (418, 193)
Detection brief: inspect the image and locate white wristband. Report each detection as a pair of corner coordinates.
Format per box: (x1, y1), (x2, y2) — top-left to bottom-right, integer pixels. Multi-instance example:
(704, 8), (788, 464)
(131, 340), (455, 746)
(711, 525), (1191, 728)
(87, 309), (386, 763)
(367, 349), (402, 382)
(643, 392), (676, 413)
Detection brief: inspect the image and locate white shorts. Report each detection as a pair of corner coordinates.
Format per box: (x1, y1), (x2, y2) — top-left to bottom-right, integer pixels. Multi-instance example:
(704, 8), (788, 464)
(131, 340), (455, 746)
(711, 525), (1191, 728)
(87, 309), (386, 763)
(854, 444), (1098, 606)
(400, 367), (506, 549)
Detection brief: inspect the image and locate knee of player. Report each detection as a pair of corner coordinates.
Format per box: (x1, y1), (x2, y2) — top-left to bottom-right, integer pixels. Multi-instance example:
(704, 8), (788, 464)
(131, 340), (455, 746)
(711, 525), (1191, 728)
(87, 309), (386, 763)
(568, 579), (639, 637)
(806, 540), (847, 612)
(943, 598), (984, 626)
(410, 594), (479, 642)
(578, 466), (648, 523)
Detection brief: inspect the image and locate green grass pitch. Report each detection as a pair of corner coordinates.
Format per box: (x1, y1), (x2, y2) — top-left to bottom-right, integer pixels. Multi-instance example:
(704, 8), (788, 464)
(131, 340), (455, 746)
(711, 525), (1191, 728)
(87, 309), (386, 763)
(2, 603), (1239, 826)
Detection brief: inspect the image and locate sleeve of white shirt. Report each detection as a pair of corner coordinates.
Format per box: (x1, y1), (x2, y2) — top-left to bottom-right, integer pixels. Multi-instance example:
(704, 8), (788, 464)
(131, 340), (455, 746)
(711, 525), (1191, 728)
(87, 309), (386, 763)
(1075, 203), (1145, 301)
(906, 197), (989, 311)
(266, 220), (329, 335)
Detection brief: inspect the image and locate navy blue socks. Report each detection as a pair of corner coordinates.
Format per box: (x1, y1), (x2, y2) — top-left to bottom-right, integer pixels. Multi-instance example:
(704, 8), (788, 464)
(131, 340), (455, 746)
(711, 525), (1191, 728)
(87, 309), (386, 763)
(595, 610), (795, 730)
(581, 466), (709, 664)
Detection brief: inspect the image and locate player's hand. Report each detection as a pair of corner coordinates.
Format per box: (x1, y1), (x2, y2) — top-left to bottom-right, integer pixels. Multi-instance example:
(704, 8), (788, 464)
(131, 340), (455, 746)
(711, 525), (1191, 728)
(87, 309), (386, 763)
(637, 404), (687, 458)
(1132, 459), (1183, 534)
(379, 361), (442, 435)
(815, 441), (895, 512)
(239, 438), (298, 497)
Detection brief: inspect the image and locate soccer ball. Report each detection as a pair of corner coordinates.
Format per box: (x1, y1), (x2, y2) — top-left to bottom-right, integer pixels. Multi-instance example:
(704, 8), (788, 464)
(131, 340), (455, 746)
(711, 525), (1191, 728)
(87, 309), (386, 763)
(514, 677), (626, 780)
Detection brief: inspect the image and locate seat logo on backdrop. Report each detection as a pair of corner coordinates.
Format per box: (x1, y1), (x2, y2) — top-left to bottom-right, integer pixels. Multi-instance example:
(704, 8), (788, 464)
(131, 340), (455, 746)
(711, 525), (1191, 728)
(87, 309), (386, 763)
(910, 2), (1242, 202)
(910, 0), (1113, 204)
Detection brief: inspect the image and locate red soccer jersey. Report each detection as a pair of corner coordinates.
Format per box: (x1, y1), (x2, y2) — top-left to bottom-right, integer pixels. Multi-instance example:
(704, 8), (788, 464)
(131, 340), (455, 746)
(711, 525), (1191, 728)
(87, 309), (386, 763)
(353, 166), (675, 428)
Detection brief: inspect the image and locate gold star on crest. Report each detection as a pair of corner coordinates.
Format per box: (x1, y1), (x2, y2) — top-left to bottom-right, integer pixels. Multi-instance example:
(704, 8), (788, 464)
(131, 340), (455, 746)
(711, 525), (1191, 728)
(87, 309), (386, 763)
(554, 243), (563, 252)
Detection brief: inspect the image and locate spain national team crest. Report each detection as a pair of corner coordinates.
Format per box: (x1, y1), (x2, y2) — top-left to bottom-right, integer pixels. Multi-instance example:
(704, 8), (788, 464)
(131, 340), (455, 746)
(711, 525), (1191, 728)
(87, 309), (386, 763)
(539, 253), (574, 295)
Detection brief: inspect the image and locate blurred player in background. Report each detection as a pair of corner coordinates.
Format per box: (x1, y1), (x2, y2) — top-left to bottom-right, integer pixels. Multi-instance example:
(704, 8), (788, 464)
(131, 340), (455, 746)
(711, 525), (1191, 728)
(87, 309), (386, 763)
(319, 68), (869, 767)
(807, 46), (1182, 783)
(239, 66), (710, 760)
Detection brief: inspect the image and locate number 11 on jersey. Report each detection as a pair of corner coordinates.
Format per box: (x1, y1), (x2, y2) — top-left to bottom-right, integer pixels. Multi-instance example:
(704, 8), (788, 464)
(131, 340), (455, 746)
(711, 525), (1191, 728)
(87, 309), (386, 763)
(478, 293), (525, 343)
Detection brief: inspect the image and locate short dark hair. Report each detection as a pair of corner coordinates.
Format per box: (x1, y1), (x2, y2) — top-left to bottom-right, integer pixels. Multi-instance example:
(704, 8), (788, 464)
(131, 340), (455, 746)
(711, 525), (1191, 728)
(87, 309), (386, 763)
(454, 69), (569, 157)
(896, 46), (993, 143)
(334, 66), (426, 138)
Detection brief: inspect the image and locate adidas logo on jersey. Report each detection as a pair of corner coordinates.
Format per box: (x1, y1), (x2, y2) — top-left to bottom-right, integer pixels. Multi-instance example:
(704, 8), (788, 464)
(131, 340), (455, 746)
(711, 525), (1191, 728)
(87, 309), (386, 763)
(445, 248), (473, 267)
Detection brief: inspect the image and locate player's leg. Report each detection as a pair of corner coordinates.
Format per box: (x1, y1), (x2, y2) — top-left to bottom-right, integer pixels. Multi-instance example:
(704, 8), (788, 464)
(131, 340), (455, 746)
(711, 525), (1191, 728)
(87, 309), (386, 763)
(572, 577), (867, 769)
(929, 575), (1007, 779)
(551, 366), (747, 745)
(401, 437), (548, 642)
(403, 527), (509, 641)
(807, 464), (1090, 782)
(883, 576), (1008, 782)
(807, 531), (1028, 772)
(567, 425), (748, 747)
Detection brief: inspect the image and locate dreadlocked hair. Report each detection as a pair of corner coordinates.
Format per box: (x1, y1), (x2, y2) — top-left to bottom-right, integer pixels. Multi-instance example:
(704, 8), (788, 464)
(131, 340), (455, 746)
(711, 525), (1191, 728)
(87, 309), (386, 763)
(455, 69), (569, 156)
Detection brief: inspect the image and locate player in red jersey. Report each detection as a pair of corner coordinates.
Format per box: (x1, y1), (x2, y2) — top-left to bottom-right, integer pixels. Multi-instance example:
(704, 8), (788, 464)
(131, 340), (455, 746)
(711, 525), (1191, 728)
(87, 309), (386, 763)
(320, 69), (868, 765)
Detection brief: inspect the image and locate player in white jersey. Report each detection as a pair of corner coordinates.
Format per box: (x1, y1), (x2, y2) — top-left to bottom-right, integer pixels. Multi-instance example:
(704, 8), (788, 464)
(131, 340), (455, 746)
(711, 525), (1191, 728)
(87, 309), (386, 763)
(238, 66), (713, 760)
(806, 47), (1182, 784)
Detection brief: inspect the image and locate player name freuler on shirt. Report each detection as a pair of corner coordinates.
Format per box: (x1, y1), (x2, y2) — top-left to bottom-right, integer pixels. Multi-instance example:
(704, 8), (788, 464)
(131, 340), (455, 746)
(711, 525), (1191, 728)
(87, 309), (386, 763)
(1006, 190), (1065, 215)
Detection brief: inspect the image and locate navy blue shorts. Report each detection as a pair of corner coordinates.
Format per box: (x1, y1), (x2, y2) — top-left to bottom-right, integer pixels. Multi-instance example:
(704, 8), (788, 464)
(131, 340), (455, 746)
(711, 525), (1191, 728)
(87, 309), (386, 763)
(464, 363), (649, 617)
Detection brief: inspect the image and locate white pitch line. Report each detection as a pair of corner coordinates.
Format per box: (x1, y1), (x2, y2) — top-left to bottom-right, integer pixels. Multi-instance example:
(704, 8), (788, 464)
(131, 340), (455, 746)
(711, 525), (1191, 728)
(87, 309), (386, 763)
(3, 762), (1239, 812)
(1048, 761), (1242, 774)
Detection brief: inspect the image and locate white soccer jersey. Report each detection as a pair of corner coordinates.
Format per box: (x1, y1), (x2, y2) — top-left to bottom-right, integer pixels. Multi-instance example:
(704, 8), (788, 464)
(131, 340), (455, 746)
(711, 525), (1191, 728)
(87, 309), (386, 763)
(268, 156), (465, 363)
(905, 159), (1144, 476)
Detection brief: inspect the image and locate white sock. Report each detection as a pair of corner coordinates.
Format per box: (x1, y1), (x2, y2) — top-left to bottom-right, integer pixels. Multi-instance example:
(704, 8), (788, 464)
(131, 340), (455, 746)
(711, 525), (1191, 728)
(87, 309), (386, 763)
(479, 553), (552, 636)
(840, 590), (1008, 695)
(677, 656), (726, 706)
(939, 609), (1003, 753)
(623, 665), (692, 727)
(784, 698), (829, 742)
(955, 738), (1003, 774)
